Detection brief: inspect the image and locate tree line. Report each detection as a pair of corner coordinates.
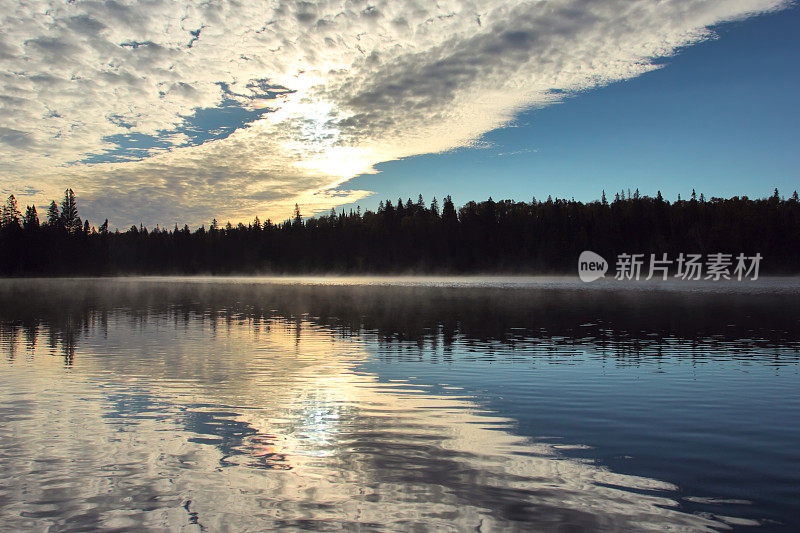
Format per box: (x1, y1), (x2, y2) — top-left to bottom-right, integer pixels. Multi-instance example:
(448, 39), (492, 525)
(1, 187), (799, 276)
(3, 279), (800, 367)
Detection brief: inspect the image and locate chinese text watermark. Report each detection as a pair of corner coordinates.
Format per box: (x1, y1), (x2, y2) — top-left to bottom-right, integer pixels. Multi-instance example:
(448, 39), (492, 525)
(579, 251), (761, 282)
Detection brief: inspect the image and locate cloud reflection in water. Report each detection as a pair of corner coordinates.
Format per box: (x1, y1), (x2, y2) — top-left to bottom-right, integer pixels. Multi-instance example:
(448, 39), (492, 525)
(2, 278), (798, 531)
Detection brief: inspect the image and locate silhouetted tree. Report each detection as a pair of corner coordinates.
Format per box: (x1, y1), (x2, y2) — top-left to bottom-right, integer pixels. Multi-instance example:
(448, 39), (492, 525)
(442, 195), (457, 223)
(1, 195), (21, 229)
(46, 201), (60, 228)
(0, 187), (798, 276)
(23, 206), (39, 230)
(60, 189), (81, 234)
(293, 204), (302, 227)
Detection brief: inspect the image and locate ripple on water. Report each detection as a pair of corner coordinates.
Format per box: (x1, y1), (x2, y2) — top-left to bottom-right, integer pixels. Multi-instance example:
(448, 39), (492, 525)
(0, 278), (798, 531)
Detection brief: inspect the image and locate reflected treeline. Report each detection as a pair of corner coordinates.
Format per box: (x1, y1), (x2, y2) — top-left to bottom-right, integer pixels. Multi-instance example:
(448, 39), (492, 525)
(2, 189), (800, 274)
(1, 279), (799, 366)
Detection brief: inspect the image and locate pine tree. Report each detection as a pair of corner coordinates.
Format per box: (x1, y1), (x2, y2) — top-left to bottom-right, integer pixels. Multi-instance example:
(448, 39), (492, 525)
(59, 189), (80, 233)
(1, 195), (22, 228)
(23, 205), (39, 230)
(46, 201), (60, 227)
(442, 195), (457, 223)
(293, 204), (302, 226)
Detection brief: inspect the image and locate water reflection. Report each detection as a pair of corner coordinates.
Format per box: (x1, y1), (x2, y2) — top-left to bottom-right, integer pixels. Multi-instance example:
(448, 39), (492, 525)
(1, 278), (798, 531)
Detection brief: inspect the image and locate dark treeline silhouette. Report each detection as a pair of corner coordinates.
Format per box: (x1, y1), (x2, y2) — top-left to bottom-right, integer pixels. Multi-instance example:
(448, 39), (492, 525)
(3, 280), (800, 366)
(1, 187), (799, 275)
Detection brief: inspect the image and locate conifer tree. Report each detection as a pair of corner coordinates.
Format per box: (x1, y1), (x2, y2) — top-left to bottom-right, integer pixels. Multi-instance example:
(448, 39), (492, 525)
(23, 205), (39, 230)
(1, 195), (22, 228)
(293, 204), (302, 226)
(59, 189), (80, 233)
(442, 195), (457, 223)
(46, 201), (61, 227)
(430, 197), (440, 216)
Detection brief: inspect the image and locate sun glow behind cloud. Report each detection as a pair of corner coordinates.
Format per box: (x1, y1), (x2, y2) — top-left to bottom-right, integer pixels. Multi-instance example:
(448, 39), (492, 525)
(0, 0), (789, 227)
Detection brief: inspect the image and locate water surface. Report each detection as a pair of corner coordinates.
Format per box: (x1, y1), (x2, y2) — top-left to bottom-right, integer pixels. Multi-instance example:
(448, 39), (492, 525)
(1, 277), (798, 531)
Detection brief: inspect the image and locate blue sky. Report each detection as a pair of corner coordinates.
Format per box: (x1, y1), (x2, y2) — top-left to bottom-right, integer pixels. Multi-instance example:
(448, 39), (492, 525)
(336, 6), (800, 213)
(1, 1), (797, 227)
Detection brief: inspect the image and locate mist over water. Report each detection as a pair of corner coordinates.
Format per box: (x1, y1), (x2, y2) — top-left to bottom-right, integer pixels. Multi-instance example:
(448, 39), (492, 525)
(1, 278), (798, 531)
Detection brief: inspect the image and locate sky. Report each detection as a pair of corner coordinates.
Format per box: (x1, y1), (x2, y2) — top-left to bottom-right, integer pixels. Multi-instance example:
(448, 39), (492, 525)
(0, 0), (797, 228)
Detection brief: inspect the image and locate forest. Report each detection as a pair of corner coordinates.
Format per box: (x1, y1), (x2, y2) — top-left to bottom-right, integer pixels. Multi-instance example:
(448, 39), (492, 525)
(1, 187), (799, 276)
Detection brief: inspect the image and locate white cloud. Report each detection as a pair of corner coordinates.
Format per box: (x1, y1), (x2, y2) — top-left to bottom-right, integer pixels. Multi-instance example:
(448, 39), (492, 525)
(0, 0), (789, 227)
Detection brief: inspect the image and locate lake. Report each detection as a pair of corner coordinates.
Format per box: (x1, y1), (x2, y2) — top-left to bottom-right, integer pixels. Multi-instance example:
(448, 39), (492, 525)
(1, 277), (798, 531)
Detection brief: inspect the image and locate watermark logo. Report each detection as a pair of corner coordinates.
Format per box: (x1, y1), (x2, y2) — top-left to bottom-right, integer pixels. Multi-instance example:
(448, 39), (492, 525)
(578, 251), (762, 282)
(578, 250), (608, 282)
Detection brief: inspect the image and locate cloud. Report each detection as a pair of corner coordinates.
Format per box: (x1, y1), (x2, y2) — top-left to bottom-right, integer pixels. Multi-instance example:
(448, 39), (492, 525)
(0, 126), (34, 148)
(0, 0), (789, 227)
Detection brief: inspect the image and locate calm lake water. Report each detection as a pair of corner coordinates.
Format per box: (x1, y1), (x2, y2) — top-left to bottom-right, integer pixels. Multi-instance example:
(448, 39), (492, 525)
(1, 277), (798, 532)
